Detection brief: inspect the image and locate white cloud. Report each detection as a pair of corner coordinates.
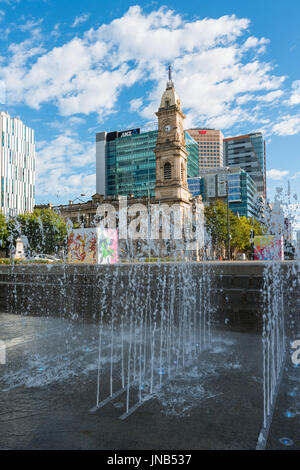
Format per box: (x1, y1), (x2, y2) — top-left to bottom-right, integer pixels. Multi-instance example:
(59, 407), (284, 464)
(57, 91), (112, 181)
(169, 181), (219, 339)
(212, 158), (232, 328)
(267, 169), (289, 180)
(236, 94), (253, 105)
(36, 130), (95, 198)
(0, 5), (286, 130)
(129, 97), (143, 112)
(69, 116), (86, 125)
(71, 13), (90, 28)
(0, 26), (10, 40)
(257, 90), (284, 102)
(236, 90), (283, 106)
(288, 80), (300, 105)
(19, 18), (43, 32)
(272, 115), (300, 135)
(2, 5), (300, 201)
(242, 36), (269, 52)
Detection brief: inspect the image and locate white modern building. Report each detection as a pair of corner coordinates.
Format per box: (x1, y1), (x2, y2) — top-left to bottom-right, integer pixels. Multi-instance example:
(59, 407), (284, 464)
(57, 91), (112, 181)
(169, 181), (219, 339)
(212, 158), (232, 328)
(95, 131), (107, 196)
(0, 111), (35, 216)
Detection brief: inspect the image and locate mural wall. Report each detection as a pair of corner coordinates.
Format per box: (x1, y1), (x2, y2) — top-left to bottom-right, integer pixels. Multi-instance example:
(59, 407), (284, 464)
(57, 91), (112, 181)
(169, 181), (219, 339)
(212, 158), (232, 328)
(253, 235), (284, 261)
(67, 228), (119, 264)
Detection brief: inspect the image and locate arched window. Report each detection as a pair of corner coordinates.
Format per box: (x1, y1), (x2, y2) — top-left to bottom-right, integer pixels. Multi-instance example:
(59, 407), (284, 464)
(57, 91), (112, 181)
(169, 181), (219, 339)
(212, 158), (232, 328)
(164, 162), (172, 180)
(165, 99), (170, 107)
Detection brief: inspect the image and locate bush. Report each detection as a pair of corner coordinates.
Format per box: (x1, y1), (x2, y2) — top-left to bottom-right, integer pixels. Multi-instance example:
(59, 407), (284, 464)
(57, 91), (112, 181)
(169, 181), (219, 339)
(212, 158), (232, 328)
(0, 258), (53, 265)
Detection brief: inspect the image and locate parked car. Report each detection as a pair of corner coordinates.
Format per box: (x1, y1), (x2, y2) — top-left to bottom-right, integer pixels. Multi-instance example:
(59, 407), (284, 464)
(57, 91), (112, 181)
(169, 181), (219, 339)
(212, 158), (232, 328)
(236, 253), (247, 261)
(44, 254), (61, 262)
(32, 254), (61, 263)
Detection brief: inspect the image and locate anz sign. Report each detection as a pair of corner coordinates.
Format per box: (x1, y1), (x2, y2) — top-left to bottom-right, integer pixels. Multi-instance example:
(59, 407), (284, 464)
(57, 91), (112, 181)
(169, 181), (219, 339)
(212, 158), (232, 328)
(118, 128), (140, 138)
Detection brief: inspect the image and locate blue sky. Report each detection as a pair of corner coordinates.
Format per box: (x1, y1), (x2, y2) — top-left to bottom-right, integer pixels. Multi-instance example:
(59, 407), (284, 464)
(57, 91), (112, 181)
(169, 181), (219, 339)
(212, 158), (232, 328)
(0, 0), (300, 213)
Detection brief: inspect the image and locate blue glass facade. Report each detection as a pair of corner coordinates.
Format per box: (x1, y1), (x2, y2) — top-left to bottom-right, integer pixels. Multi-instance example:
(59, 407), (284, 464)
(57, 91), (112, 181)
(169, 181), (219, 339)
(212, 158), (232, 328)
(223, 132), (266, 198)
(187, 177), (205, 198)
(229, 171), (258, 219)
(188, 169), (259, 219)
(106, 130), (199, 198)
(228, 172), (242, 202)
(249, 134), (265, 174)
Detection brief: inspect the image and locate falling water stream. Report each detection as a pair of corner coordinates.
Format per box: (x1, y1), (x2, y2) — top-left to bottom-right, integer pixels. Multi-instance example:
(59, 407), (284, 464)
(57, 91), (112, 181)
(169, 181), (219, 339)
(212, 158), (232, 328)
(0, 193), (299, 449)
(91, 261), (213, 418)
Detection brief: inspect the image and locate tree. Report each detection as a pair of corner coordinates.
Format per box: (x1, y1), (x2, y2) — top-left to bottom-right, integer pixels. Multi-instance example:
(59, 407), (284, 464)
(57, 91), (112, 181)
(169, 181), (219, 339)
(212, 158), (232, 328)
(204, 200), (267, 258)
(9, 208), (67, 255)
(204, 200), (228, 255)
(0, 211), (8, 252)
(249, 217), (267, 238)
(230, 216), (252, 253)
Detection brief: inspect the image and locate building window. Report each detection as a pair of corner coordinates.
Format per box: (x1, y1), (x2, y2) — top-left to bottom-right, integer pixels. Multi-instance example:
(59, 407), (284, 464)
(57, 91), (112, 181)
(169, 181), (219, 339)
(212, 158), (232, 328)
(164, 162), (172, 180)
(181, 163), (185, 181)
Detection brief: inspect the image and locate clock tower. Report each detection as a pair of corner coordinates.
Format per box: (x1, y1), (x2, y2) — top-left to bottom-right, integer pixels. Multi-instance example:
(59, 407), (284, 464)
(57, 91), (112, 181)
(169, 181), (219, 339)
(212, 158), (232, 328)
(154, 66), (192, 204)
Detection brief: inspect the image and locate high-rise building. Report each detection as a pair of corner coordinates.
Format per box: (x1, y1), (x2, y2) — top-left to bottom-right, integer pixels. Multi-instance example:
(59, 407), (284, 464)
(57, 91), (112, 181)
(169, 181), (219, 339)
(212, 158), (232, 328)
(0, 112), (35, 216)
(96, 128), (199, 199)
(186, 128), (224, 169)
(188, 167), (261, 219)
(223, 132), (266, 198)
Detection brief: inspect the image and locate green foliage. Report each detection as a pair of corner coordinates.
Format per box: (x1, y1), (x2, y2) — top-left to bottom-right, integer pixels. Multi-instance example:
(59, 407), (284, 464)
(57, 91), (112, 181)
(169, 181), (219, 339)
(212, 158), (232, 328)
(1, 208), (67, 255)
(204, 200), (266, 256)
(0, 211), (8, 251)
(230, 216), (253, 252)
(204, 200), (228, 248)
(0, 258), (53, 264)
(16, 208), (67, 255)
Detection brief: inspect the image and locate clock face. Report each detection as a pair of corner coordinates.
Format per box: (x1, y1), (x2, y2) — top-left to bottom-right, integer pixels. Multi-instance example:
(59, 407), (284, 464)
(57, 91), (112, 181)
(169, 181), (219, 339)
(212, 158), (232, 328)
(164, 124), (172, 133)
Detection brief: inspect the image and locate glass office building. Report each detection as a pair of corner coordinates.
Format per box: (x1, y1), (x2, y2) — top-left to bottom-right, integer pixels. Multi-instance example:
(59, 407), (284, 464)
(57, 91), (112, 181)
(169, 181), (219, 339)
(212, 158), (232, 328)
(97, 128), (199, 198)
(223, 132), (266, 198)
(188, 167), (259, 219)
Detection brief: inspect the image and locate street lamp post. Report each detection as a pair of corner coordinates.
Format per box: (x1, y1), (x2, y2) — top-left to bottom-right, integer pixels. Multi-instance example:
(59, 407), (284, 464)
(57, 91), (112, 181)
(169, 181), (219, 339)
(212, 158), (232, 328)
(142, 184), (151, 260)
(221, 180), (230, 260)
(71, 193), (86, 226)
(226, 180), (230, 260)
(72, 193), (86, 204)
(147, 187), (151, 260)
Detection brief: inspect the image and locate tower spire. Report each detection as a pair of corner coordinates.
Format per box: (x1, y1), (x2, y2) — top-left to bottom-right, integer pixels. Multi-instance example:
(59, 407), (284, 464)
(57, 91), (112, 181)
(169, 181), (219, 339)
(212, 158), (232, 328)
(166, 64), (174, 89)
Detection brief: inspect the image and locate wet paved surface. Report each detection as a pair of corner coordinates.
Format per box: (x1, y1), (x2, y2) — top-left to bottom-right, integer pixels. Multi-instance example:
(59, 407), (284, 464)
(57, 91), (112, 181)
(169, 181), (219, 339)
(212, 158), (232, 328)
(0, 313), (299, 450)
(265, 356), (300, 450)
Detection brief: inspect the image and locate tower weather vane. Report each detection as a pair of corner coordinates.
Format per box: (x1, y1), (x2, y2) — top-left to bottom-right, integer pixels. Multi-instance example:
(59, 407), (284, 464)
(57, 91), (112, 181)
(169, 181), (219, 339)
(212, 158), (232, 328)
(167, 64), (173, 88)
